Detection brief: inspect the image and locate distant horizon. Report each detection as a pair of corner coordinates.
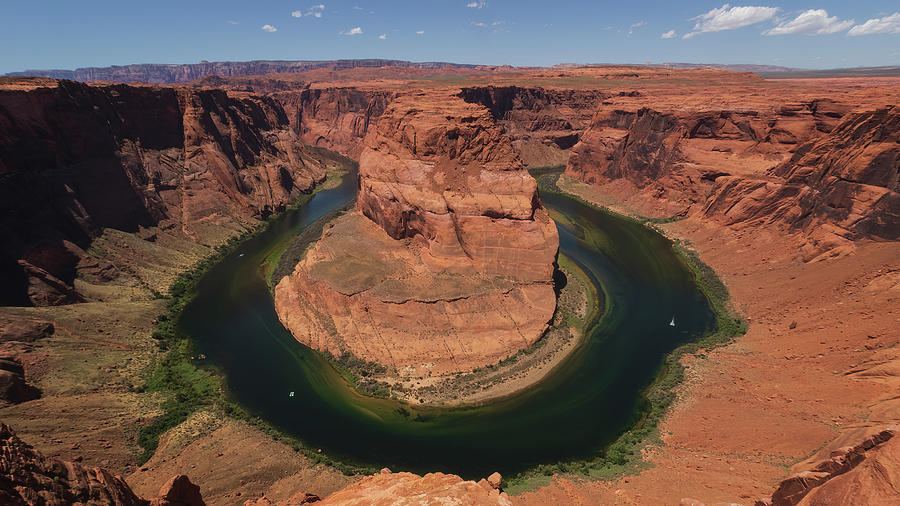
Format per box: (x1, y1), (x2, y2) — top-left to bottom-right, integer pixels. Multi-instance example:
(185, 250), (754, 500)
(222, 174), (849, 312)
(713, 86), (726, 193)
(7, 56), (900, 76)
(2, 1), (898, 75)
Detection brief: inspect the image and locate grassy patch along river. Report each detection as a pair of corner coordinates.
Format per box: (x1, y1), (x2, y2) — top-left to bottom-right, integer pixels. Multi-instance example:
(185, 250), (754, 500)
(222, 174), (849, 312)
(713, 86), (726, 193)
(146, 162), (745, 487)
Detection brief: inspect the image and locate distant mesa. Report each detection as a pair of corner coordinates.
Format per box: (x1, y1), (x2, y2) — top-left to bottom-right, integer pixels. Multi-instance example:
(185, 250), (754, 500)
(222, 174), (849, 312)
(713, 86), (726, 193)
(4, 59), (481, 84)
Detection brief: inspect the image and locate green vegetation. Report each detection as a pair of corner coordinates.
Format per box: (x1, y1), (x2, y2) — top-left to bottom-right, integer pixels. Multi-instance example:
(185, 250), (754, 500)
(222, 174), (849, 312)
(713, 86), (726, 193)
(321, 350), (393, 399)
(137, 226), (265, 463)
(135, 160), (355, 465)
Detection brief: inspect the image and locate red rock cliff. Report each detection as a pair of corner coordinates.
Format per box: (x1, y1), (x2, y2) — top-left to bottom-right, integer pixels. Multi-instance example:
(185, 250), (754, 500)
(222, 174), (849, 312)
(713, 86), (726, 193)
(0, 78), (328, 305)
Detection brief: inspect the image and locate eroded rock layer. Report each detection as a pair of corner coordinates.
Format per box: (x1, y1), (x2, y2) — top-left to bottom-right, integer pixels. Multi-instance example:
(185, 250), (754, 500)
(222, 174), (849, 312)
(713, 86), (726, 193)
(0, 78), (328, 305)
(565, 98), (898, 259)
(275, 93), (558, 377)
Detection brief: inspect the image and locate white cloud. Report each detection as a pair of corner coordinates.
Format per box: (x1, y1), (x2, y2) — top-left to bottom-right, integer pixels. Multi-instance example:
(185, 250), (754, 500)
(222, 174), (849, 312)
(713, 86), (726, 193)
(342, 26), (363, 35)
(628, 20), (646, 36)
(261, 24), (277, 32)
(227, 20), (240, 25)
(471, 21), (488, 27)
(301, 4), (325, 18)
(416, 30), (425, 34)
(378, 33), (387, 39)
(683, 4), (779, 38)
(764, 9), (853, 35)
(661, 29), (677, 39)
(467, 1), (486, 8)
(353, 5), (363, 10)
(848, 12), (900, 36)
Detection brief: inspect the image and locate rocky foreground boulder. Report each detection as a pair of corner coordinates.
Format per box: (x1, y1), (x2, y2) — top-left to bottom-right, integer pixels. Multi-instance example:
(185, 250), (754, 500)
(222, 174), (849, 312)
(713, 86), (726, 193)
(245, 469), (511, 505)
(0, 424), (203, 505)
(275, 92), (559, 377)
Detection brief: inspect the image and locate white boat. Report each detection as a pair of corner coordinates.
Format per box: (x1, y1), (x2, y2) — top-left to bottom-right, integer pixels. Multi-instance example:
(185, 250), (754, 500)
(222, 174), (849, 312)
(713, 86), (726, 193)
(669, 316), (675, 327)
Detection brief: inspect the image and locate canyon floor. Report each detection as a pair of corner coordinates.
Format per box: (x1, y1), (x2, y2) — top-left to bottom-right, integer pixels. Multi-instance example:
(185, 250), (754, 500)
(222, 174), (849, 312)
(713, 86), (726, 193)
(1, 65), (898, 504)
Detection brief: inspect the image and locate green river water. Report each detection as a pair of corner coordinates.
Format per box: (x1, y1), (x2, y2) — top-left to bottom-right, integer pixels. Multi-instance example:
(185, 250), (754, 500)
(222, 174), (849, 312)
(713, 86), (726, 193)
(178, 169), (714, 479)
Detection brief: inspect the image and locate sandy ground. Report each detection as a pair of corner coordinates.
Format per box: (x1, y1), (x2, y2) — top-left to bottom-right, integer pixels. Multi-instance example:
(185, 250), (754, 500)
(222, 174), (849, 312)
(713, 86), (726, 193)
(513, 181), (899, 505)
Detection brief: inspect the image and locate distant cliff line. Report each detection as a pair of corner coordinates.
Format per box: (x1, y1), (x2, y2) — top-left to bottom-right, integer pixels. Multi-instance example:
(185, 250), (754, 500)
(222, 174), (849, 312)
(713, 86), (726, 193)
(4, 59), (481, 84)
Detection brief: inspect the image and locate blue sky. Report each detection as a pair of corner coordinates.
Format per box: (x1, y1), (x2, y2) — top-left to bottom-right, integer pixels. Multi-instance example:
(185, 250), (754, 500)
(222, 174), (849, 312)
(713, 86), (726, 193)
(1, 1), (898, 74)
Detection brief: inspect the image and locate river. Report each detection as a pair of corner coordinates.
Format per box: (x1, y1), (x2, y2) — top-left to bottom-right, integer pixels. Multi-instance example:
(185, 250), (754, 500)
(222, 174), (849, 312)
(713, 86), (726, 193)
(179, 168), (714, 479)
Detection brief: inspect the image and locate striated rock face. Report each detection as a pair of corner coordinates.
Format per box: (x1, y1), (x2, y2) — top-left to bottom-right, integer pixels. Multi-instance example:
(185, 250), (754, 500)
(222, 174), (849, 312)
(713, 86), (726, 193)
(0, 423), (204, 505)
(756, 427), (898, 506)
(0, 79), (328, 305)
(704, 106), (899, 249)
(565, 100), (900, 258)
(275, 93), (558, 377)
(459, 86), (608, 167)
(276, 88), (394, 158)
(566, 102), (848, 210)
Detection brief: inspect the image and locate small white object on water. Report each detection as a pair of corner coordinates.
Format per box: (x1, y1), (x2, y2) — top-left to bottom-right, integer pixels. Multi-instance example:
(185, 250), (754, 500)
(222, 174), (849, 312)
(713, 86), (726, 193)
(669, 316), (676, 327)
(239, 253), (245, 257)
(289, 391), (295, 397)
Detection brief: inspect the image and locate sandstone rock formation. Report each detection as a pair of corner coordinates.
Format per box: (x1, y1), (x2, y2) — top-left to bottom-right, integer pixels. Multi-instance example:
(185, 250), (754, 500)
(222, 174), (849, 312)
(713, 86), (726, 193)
(756, 427), (898, 506)
(0, 423), (204, 505)
(703, 106), (899, 259)
(246, 470), (512, 505)
(459, 86), (608, 167)
(0, 357), (39, 404)
(0, 78), (329, 305)
(565, 99), (898, 259)
(276, 88), (394, 158)
(275, 93), (558, 377)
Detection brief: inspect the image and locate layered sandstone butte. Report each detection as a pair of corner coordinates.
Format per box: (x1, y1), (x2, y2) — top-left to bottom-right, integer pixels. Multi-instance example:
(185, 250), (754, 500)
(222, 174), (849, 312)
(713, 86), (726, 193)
(275, 93), (558, 377)
(0, 78), (328, 305)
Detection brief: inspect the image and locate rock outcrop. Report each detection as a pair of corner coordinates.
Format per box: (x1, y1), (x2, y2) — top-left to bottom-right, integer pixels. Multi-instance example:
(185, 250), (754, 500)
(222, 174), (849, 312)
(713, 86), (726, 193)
(0, 357), (40, 404)
(703, 106), (899, 258)
(275, 93), (558, 377)
(0, 78), (329, 305)
(0, 423), (204, 505)
(459, 86), (608, 167)
(755, 427), (898, 506)
(276, 87), (394, 158)
(565, 100), (899, 258)
(246, 470), (511, 505)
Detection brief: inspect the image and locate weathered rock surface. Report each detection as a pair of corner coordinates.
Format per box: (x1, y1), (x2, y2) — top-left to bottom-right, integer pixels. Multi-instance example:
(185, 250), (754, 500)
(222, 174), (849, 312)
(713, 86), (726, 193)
(276, 88), (394, 158)
(0, 357), (40, 404)
(0, 78), (328, 305)
(704, 106), (899, 259)
(246, 471), (512, 505)
(566, 99), (898, 259)
(0, 423), (204, 505)
(275, 93), (558, 376)
(459, 86), (608, 167)
(755, 427), (898, 506)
